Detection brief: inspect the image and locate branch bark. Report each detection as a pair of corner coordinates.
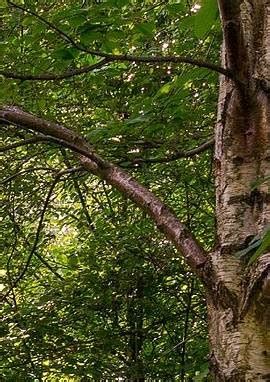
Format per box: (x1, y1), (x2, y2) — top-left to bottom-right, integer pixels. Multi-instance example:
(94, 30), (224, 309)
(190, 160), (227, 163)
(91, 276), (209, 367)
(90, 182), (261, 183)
(0, 105), (208, 279)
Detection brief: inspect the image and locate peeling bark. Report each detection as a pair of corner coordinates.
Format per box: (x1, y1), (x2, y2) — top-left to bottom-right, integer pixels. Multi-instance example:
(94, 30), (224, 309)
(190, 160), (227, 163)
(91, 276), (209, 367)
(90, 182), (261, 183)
(209, 1), (270, 379)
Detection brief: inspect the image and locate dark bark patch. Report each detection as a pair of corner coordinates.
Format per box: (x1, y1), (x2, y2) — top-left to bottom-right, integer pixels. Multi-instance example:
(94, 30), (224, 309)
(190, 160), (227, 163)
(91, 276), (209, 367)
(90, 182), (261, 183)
(212, 282), (239, 320)
(227, 192), (270, 208)
(232, 156), (244, 165)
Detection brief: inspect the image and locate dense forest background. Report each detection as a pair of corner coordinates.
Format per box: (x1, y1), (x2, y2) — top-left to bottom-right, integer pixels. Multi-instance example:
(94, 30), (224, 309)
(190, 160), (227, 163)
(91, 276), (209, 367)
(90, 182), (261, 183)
(1, 1), (220, 380)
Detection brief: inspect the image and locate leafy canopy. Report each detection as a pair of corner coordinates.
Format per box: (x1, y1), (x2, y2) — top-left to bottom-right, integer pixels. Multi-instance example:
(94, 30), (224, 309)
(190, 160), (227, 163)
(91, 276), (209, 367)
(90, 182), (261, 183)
(0, 0), (219, 380)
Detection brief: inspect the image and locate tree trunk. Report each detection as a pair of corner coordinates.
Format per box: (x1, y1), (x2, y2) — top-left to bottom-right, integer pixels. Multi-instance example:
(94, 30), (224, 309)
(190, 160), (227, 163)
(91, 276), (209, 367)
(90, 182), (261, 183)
(2, 2), (270, 380)
(208, 1), (270, 379)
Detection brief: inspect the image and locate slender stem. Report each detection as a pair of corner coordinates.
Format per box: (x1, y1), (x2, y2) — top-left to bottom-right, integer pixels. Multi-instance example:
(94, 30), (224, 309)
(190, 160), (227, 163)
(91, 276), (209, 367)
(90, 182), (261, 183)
(7, 0), (233, 79)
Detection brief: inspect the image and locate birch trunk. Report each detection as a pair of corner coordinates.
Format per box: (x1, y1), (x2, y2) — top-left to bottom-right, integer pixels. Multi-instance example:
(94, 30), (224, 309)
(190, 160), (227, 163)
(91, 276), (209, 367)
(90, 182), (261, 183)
(208, 1), (270, 379)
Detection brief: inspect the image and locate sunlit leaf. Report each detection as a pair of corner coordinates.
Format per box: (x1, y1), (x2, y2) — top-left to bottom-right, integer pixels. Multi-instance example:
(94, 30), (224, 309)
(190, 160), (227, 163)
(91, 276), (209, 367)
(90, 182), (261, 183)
(194, 0), (218, 37)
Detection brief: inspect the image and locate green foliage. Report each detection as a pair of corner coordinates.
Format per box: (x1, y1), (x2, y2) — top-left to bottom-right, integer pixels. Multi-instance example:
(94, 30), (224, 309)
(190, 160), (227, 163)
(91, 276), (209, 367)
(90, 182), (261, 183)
(194, 0), (219, 38)
(251, 175), (270, 190)
(0, 0), (218, 379)
(247, 228), (270, 265)
(236, 227), (270, 265)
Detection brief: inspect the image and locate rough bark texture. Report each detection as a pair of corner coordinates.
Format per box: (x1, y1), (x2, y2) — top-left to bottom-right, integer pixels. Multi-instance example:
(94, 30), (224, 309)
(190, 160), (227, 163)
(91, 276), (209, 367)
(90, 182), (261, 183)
(209, 1), (270, 380)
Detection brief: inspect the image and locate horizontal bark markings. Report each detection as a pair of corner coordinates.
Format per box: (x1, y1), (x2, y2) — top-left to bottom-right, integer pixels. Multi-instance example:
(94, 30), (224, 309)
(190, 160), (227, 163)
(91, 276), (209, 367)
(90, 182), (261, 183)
(228, 191), (270, 208)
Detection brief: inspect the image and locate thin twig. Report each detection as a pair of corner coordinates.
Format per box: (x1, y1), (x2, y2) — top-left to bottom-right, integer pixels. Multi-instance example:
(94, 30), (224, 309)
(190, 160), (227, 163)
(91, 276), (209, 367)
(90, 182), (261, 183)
(61, 149), (95, 230)
(1, 167), (58, 185)
(0, 136), (48, 152)
(1, 168), (82, 300)
(1, 59), (108, 81)
(7, 0), (232, 79)
(131, 138), (214, 165)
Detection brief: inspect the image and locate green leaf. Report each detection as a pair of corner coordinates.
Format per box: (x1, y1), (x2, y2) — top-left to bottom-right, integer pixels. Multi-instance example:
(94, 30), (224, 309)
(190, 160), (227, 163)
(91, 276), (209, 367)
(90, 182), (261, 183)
(235, 239), (262, 258)
(134, 22), (155, 36)
(87, 128), (109, 143)
(251, 175), (270, 190)
(68, 15), (87, 28)
(237, 227), (270, 264)
(193, 363), (209, 381)
(80, 30), (102, 45)
(54, 48), (77, 60)
(248, 228), (270, 265)
(68, 254), (79, 268)
(194, 0), (218, 38)
(158, 82), (173, 95)
(126, 115), (150, 125)
(108, 0), (129, 6)
(21, 16), (34, 26)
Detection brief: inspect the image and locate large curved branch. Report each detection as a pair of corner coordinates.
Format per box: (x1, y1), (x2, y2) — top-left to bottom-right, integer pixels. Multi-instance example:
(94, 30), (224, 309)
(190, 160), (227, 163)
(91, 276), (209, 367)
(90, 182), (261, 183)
(0, 105), (208, 279)
(7, 0), (232, 79)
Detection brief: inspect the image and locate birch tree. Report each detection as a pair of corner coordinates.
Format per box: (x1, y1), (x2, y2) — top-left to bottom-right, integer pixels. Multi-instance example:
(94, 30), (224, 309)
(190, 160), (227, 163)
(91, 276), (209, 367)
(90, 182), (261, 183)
(1, 0), (270, 380)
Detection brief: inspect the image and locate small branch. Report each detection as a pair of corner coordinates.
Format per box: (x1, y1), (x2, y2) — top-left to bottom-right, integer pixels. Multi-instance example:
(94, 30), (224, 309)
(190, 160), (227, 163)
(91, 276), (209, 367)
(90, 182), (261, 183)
(1, 167), (57, 185)
(7, 0), (232, 79)
(7, 0), (78, 48)
(4, 174), (61, 294)
(61, 149), (95, 230)
(0, 105), (209, 280)
(0, 136), (47, 152)
(131, 138), (214, 165)
(0, 59), (108, 81)
(1, 168), (81, 300)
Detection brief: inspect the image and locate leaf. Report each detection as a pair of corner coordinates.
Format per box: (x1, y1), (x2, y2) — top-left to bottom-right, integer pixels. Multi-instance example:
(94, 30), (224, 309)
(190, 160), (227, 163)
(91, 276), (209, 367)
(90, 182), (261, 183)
(80, 30), (102, 45)
(235, 239), (262, 258)
(251, 175), (270, 190)
(108, 0), (129, 6)
(125, 115), (150, 125)
(87, 128), (109, 143)
(248, 228), (270, 265)
(193, 363), (209, 381)
(54, 48), (77, 61)
(194, 0), (218, 38)
(237, 226), (270, 264)
(68, 254), (79, 268)
(167, 4), (185, 15)
(21, 16), (34, 26)
(158, 82), (173, 95)
(134, 22), (155, 36)
(68, 15), (87, 28)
